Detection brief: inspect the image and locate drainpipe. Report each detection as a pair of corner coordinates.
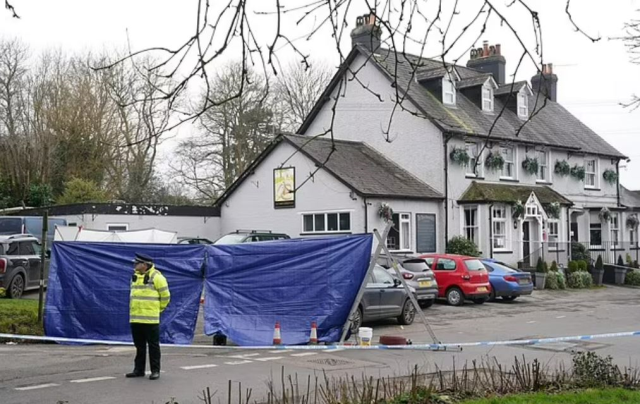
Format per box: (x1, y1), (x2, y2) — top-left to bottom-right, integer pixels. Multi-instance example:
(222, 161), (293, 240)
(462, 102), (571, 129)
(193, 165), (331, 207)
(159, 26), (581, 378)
(444, 134), (452, 250)
(616, 160), (621, 207)
(364, 197), (369, 233)
(489, 203), (494, 259)
(566, 207), (572, 261)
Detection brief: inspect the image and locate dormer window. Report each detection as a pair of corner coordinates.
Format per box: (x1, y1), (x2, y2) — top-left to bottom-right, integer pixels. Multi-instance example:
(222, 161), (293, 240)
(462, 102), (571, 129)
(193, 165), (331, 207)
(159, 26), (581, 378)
(518, 89), (529, 118)
(443, 75), (456, 105)
(482, 84), (494, 112)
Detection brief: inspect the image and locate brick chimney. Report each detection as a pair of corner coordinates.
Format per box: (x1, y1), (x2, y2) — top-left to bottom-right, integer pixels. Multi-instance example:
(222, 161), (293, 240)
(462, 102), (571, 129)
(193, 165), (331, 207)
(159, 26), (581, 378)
(531, 63), (558, 102)
(350, 13), (381, 52)
(466, 41), (506, 85)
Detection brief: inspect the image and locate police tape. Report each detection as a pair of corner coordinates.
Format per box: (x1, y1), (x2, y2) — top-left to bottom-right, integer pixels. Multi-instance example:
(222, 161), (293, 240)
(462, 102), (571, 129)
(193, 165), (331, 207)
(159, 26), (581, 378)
(2, 330), (640, 350)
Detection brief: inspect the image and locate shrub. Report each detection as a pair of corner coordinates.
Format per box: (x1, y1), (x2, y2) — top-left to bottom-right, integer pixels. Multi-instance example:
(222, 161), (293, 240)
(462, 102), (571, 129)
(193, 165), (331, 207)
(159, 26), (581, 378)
(0, 287), (5, 298)
(626, 253), (633, 267)
(556, 271), (566, 290)
(617, 255), (624, 267)
(545, 272), (559, 290)
(536, 257), (545, 273)
(571, 243), (590, 262)
(635, 260), (639, 269)
(567, 271), (593, 289)
(578, 260), (588, 272)
(567, 261), (579, 274)
(446, 236), (479, 257)
(573, 351), (622, 388)
(550, 261), (558, 272)
(595, 255), (604, 271)
(625, 270), (640, 286)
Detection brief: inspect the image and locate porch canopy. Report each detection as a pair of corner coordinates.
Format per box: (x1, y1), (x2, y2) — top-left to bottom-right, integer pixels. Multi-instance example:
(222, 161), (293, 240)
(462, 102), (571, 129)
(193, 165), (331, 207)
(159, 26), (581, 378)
(458, 182), (573, 207)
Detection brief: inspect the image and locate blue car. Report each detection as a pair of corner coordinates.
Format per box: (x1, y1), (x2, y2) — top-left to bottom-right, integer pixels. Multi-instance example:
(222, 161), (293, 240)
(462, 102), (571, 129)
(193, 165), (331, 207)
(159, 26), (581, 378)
(481, 260), (533, 301)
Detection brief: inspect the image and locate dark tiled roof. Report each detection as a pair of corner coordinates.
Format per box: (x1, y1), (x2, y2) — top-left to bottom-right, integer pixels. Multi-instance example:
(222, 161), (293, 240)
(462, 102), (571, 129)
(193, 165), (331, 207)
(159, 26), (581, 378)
(458, 181), (573, 205)
(494, 81), (528, 96)
(361, 47), (625, 158)
(456, 75), (492, 89)
(621, 186), (640, 208)
(416, 66), (448, 81)
(284, 135), (443, 199)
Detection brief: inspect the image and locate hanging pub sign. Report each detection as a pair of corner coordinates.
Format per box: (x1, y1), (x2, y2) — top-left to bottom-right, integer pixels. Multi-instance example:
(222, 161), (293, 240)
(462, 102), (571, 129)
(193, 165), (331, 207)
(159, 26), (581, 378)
(274, 167), (295, 208)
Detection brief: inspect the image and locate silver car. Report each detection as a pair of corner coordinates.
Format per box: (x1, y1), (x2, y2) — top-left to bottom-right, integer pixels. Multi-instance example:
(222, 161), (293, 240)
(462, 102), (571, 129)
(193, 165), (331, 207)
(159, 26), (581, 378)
(377, 256), (439, 308)
(350, 265), (416, 331)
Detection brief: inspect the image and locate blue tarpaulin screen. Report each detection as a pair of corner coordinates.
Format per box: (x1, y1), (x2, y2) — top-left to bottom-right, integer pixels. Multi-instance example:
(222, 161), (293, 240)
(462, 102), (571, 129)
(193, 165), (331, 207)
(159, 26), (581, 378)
(203, 235), (372, 346)
(45, 242), (205, 344)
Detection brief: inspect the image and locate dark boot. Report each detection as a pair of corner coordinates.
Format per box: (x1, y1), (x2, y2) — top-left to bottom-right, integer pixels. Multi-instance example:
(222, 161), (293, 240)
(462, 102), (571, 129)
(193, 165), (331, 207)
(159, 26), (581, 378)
(149, 372), (160, 380)
(126, 371), (145, 378)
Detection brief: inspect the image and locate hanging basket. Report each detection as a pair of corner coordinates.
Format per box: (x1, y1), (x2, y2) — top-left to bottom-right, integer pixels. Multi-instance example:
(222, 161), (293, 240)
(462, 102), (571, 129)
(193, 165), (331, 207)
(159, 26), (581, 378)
(599, 207), (612, 222)
(627, 214), (639, 229)
(521, 157), (539, 176)
(570, 165), (585, 181)
(554, 160), (571, 177)
(378, 203), (394, 222)
(484, 152), (505, 171)
(512, 200), (525, 219)
(546, 202), (561, 219)
(603, 169), (618, 185)
(449, 146), (470, 166)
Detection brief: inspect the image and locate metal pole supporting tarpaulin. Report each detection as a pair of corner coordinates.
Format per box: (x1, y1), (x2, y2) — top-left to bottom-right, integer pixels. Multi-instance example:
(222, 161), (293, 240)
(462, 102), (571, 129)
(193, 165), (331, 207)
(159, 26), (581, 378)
(374, 229), (442, 346)
(339, 224), (391, 343)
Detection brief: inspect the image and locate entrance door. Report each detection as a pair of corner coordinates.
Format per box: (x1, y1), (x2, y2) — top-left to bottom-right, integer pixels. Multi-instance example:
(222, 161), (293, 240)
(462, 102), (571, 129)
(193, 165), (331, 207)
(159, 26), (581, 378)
(571, 222), (578, 242)
(522, 222), (531, 266)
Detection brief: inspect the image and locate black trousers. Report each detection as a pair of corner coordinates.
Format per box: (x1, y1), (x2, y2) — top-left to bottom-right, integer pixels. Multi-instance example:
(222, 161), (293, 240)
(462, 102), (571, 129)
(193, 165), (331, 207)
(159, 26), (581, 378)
(131, 323), (161, 373)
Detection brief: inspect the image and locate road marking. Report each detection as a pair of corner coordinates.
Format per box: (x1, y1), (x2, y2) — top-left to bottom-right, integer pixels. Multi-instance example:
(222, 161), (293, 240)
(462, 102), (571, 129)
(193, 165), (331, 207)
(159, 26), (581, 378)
(328, 348), (345, 352)
(70, 376), (116, 383)
(290, 352), (318, 357)
(224, 360), (253, 365)
(15, 383), (60, 391)
(181, 364), (218, 370)
(254, 357), (283, 362)
(556, 316), (566, 319)
(269, 350), (284, 353)
(527, 321), (536, 324)
(226, 353), (260, 359)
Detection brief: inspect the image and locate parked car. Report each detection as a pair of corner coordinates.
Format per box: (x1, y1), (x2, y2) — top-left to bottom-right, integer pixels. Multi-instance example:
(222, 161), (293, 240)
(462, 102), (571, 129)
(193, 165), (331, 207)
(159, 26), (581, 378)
(214, 230), (290, 245)
(377, 256), (438, 308)
(419, 254), (491, 306)
(0, 234), (49, 299)
(350, 265), (416, 331)
(0, 216), (67, 246)
(177, 237), (214, 245)
(481, 259), (533, 301)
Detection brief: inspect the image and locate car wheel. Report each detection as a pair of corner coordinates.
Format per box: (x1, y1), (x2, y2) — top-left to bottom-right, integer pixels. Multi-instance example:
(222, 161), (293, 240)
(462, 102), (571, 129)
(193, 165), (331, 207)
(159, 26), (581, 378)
(446, 287), (464, 306)
(502, 296), (517, 302)
(419, 299), (435, 309)
(473, 298), (486, 305)
(350, 307), (363, 333)
(397, 300), (416, 325)
(8, 274), (25, 299)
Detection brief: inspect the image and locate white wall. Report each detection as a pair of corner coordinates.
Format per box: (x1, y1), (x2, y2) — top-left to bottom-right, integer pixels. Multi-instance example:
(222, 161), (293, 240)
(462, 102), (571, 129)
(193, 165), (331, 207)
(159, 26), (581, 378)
(52, 214), (221, 241)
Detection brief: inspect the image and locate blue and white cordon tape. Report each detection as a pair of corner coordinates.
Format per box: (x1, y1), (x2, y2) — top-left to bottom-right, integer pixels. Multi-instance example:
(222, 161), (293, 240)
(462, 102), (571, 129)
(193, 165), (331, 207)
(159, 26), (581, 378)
(1, 330), (640, 351)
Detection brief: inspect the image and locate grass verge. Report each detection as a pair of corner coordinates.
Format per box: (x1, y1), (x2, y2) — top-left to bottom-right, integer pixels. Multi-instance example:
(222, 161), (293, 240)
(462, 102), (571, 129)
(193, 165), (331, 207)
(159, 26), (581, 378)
(0, 298), (43, 336)
(461, 388), (640, 404)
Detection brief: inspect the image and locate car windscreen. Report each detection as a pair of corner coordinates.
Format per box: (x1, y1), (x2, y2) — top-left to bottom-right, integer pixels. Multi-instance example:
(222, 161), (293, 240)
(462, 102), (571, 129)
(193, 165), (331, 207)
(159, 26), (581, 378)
(24, 217), (43, 236)
(0, 218), (22, 235)
(465, 259), (486, 271)
(401, 259), (430, 272)
(486, 262), (518, 274)
(213, 234), (247, 245)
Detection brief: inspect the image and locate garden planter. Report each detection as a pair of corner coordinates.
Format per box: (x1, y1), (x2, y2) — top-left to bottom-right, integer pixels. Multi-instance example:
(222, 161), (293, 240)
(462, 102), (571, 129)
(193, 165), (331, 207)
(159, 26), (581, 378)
(591, 269), (604, 286)
(534, 273), (547, 290)
(614, 268), (628, 285)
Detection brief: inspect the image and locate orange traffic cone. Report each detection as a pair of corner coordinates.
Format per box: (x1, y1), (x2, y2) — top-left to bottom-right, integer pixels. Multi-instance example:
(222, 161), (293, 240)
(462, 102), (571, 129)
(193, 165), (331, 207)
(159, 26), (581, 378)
(273, 321), (282, 345)
(309, 322), (318, 345)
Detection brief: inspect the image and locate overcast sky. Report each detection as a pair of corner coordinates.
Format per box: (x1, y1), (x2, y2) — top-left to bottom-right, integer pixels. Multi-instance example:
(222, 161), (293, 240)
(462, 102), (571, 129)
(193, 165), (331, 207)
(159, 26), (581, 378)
(2, 1), (639, 188)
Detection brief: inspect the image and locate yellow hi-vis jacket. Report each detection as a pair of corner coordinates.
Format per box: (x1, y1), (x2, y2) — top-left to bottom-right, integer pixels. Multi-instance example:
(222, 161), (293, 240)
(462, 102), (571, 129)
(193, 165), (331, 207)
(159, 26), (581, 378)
(130, 266), (170, 324)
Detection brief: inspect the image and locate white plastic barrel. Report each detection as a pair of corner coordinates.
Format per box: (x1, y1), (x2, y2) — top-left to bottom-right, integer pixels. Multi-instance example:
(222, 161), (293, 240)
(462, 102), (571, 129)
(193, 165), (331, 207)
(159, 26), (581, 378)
(358, 327), (373, 346)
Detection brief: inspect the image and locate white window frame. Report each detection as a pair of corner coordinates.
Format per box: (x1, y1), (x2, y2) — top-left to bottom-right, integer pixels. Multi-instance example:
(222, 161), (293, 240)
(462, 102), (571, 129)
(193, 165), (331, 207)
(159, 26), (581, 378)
(517, 89), (529, 119)
(462, 206), (480, 247)
(500, 146), (516, 179)
(388, 212), (412, 252)
(301, 211), (352, 234)
(537, 150), (550, 183)
(442, 74), (456, 106)
(465, 142), (482, 177)
(548, 220), (560, 251)
(482, 84), (494, 112)
(610, 212), (621, 248)
(630, 226), (637, 248)
(492, 205), (510, 251)
(585, 158), (598, 189)
(589, 212), (603, 249)
(107, 223), (129, 232)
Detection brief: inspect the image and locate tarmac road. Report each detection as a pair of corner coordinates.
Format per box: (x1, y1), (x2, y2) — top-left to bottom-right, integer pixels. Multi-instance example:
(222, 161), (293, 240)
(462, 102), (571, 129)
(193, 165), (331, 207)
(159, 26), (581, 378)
(2, 286), (640, 404)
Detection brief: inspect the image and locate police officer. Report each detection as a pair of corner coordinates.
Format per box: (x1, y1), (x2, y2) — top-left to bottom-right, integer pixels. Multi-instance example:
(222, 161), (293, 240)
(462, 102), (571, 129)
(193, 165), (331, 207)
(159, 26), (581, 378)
(126, 253), (170, 380)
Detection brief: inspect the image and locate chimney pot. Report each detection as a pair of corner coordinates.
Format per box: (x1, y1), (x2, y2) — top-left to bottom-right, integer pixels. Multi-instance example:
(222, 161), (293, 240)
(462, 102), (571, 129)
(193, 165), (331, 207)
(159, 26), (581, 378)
(547, 63), (553, 74)
(466, 41), (506, 84)
(531, 62), (558, 102)
(483, 41), (489, 57)
(495, 44), (501, 55)
(351, 13), (381, 51)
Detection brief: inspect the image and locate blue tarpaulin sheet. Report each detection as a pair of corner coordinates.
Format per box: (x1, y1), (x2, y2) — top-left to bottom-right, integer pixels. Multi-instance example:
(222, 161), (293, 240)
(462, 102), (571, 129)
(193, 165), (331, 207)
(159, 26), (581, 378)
(45, 234), (372, 346)
(45, 242), (205, 345)
(203, 235), (372, 346)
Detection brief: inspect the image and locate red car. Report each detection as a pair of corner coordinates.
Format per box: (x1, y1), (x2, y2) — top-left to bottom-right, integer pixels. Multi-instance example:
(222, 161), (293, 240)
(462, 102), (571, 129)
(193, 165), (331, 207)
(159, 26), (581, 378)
(419, 254), (491, 306)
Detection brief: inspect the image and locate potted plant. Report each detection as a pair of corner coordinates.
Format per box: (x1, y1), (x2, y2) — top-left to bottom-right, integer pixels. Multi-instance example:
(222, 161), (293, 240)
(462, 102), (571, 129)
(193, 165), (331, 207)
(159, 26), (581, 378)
(484, 152), (505, 171)
(449, 146), (470, 166)
(602, 169), (618, 185)
(545, 202), (561, 219)
(591, 255), (604, 286)
(599, 207), (612, 222)
(522, 156), (539, 176)
(378, 203), (393, 222)
(570, 165), (586, 181)
(615, 254), (628, 285)
(534, 257), (547, 290)
(554, 160), (571, 177)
